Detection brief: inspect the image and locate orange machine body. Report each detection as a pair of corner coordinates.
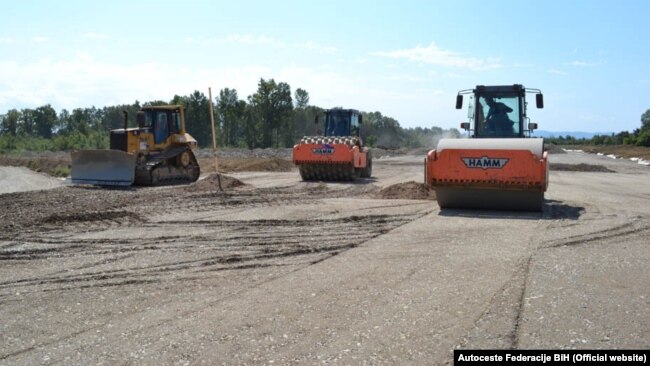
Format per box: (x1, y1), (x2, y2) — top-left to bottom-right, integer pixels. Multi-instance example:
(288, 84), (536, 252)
(293, 141), (367, 168)
(293, 108), (372, 181)
(425, 85), (548, 211)
(425, 146), (548, 192)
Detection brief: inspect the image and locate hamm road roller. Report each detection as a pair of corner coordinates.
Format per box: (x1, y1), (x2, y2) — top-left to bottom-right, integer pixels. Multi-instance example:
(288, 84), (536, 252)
(425, 84), (548, 211)
(293, 108), (372, 181)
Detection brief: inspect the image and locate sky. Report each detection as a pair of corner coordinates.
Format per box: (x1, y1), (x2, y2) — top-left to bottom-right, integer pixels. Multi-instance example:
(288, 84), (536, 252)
(1, 0), (649, 133)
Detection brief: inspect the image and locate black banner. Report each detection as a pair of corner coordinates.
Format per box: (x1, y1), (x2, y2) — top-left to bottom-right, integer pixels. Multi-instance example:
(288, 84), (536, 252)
(454, 350), (648, 365)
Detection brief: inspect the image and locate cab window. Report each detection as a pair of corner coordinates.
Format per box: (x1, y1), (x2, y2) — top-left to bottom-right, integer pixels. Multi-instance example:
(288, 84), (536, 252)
(351, 113), (360, 136)
(170, 111), (182, 133)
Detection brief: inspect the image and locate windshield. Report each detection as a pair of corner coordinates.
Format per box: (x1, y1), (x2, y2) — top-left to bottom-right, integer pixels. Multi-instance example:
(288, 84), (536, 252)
(325, 112), (352, 136)
(475, 94), (521, 137)
(143, 110), (182, 132)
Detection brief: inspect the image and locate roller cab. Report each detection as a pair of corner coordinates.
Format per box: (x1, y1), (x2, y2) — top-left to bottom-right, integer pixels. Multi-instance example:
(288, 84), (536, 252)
(426, 85), (548, 211)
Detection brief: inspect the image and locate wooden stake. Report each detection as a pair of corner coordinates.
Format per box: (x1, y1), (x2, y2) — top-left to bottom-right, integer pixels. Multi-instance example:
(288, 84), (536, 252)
(208, 87), (222, 191)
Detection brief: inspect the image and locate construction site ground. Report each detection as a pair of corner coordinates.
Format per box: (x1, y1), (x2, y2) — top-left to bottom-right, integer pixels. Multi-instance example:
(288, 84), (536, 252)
(0, 149), (649, 365)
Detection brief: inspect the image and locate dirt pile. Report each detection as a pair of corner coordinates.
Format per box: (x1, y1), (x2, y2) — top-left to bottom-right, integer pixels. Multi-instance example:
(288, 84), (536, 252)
(550, 163), (615, 172)
(186, 173), (247, 192)
(374, 181), (436, 200)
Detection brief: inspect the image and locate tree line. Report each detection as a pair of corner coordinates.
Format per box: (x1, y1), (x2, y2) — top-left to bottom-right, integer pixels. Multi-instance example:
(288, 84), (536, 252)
(545, 109), (650, 147)
(0, 78), (460, 152)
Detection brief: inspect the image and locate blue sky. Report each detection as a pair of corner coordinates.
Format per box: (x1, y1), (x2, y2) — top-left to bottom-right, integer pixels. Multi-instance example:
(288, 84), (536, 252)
(1, 0), (648, 133)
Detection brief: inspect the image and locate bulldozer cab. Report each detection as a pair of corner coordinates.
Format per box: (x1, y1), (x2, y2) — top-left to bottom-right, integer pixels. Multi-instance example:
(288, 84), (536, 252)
(323, 109), (361, 137)
(457, 84), (543, 139)
(138, 106), (185, 145)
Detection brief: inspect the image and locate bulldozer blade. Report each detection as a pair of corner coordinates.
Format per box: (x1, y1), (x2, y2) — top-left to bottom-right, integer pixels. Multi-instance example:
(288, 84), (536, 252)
(71, 150), (136, 186)
(436, 187), (544, 212)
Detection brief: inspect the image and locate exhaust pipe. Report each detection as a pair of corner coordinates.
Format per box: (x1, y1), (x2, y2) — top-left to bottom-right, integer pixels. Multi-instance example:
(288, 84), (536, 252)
(123, 110), (128, 130)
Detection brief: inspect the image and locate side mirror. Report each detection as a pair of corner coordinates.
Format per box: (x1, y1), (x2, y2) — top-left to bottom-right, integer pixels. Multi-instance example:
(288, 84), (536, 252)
(460, 122), (470, 130)
(358, 114), (363, 124)
(314, 115), (319, 124)
(528, 122), (538, 131)
(456, 95), (463, 109)
(136, 111), (146, 128)
(536, 93), (544, 109)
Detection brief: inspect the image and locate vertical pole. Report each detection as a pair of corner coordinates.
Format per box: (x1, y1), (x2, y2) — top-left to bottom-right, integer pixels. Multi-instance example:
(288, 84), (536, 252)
(208, 87), (222, 191)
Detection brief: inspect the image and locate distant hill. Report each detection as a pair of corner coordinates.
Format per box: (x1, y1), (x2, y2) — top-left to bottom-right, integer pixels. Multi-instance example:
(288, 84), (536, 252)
(532, 130), (614, 139)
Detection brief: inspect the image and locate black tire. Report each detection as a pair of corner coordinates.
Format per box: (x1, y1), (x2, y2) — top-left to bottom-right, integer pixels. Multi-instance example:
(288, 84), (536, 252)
(353, 168), (362, 181)
(361, 150), (372, 178)
(189, 162), (200, 182)
(299, 166), (310, 181)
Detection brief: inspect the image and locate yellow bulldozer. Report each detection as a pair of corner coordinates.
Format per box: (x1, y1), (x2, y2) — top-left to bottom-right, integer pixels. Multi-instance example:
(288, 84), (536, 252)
(71, 105), (200, 186)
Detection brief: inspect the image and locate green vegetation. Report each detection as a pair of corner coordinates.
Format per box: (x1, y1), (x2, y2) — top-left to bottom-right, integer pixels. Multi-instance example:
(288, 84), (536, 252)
(546, 109), (650, 147)
(0, 78), (458, 152)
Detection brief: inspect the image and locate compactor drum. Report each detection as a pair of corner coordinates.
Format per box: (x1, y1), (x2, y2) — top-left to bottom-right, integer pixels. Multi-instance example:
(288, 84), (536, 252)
(425, 85), (548, 211)
(71, 105), (200, 187)
(293, 108), (371, 181)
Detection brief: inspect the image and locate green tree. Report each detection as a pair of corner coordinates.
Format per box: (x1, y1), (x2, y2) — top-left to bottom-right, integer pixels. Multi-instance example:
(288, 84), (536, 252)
(55, 109), (70, 135)
(17, 109), (36, 136)
(33, 104), (57, 138)
(294, 88), (309, 108)
(184, 91), (212, 147)
(102, 104), (141, 131)
(0, 109), (19, 136)
(641, 109), (650, 131)
(170, 95), (187, 106)
(242, 103), (260, 148)
(64, 108), (91, 135)
(216, 88), (245, 147)
(249, 78), (293, 148)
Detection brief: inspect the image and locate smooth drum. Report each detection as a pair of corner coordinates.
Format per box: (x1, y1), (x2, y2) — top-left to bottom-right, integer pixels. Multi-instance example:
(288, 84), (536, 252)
(432, 138), (547, 211)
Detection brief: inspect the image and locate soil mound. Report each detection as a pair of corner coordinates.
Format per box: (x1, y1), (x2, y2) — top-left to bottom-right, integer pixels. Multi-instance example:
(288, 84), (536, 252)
(550, 163), (615, 172)
(375, 181), (436, 200)
(187, 174), (247, 192)
(232, 157), (293, 172)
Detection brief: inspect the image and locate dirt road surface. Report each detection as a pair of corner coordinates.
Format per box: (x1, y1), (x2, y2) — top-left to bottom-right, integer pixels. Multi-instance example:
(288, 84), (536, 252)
(0, 166), (63, 194)
(1, 151), (648, 365)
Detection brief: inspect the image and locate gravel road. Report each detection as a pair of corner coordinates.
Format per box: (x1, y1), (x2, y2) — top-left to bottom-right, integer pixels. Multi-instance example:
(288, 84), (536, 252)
(0, 166), (63, 194)
(0, 151), (648, 365)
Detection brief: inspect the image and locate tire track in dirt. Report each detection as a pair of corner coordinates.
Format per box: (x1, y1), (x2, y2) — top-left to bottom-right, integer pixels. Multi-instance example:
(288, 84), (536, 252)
(0, 199), (424, 294)
(459, 202), (650, 350)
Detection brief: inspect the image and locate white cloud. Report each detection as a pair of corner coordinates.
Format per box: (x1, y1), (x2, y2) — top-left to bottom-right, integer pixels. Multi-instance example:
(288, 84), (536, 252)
(32, 36), (49, 43)
(0, 55), (271, 111)
(83, 32), (110, 40)
(293, 41), (337, 54)
(224, 34), (277, 45)
(570, 60), (595, 67)
(548, 68), (567, 75)
(0, 37), (15, 44)
(388, 74), (431, 83)
(186, 34), (281, 46)
(373, 42), (502, 70)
